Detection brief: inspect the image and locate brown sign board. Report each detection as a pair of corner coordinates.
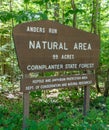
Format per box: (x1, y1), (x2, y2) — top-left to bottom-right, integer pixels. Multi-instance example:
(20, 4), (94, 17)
(20, 74), (95, 92)
(13, 20), (100, 73)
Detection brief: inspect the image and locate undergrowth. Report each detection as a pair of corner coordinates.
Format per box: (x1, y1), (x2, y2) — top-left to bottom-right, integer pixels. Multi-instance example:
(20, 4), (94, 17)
(0, 89), (109, 130)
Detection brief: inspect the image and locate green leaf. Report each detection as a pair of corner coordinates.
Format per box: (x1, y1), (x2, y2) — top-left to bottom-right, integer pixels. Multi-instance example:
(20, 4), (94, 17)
(24, 0), (30, 4)
(33, 1), (43, 5)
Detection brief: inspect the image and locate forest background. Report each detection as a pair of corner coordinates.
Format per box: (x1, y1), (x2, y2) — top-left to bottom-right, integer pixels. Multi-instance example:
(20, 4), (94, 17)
(0, 0), (109, 130)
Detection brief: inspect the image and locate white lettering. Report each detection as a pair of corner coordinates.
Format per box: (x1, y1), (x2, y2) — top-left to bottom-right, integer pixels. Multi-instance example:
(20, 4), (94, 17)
(32, 79), (44, 84)
(65, 64), (77, 69)
(29, 40), (41, 49)
(27, 64), (63, 71)
(79, 63), (94, 69)
(36, 41), (41, 49)
(68, 82), (78, 86)
(45, 79), (51, 83)
(42, 41), (47, 49)
(66, 76), (81, 81)
(74, 42), (92, 50)
(61, 54), (74, 59)
(40, 84), (60, 89)
(25, 86), (34, 91)
(28, 40), (68, 50)
(49, 28), (57, 34)
(27, 65), (47, 71)
(47, 64), (63, 70)
(53, 42), (58, 50)
(52, 78), (66, 82)
(27, 26), (45, 33)
(29, 40), (35, 49)
(78, 81), (92, 85)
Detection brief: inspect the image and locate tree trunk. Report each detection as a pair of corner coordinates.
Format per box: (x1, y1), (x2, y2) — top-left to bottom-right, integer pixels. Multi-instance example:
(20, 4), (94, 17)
(91, 0), (101, 93)
(104, 69), (109, 97)
(91, 0), (101, 34)
(71, 0), (77, 28)
(95, 69), (101, 93)
(54, 2), (59, 22)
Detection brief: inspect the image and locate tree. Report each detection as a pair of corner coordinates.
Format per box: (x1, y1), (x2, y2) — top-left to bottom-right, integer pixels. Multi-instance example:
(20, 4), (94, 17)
(71, 0), (77, 28)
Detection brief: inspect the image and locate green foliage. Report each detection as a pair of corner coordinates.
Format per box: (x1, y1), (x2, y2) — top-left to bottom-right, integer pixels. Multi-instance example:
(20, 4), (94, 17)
(0, 102), (22, 130)
(0, 11), (13, 22)
(0, 90), (109, 129)
(24, 0), (30, 4)
(30, 90), (42, 99)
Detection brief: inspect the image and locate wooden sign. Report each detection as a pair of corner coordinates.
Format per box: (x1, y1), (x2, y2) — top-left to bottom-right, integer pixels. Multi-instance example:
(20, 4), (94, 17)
(13, 21), (100, 127)
(13, 20), (100, 73)
(20, 74), (95, 92)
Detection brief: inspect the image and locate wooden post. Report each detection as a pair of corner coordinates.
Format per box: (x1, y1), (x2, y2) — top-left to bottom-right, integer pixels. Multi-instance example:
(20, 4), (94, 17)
(22, 74), (30, 129)
(23, 92), (29, 129)
(83, 86), (90, 116)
